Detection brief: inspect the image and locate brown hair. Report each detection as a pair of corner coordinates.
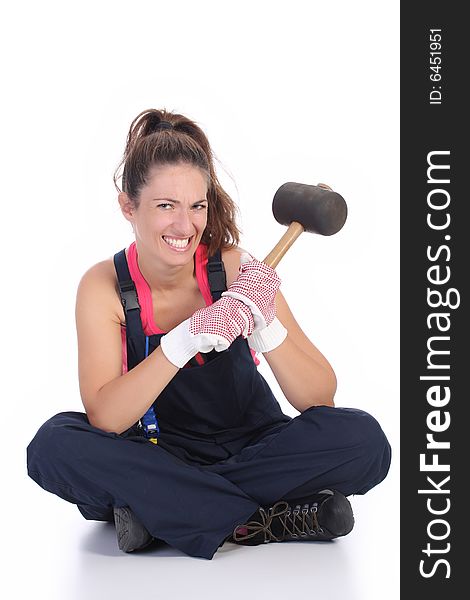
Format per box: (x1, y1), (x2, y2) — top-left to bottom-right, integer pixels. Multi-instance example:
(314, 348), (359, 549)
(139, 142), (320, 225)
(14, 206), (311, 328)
(113, 108), (241, 257)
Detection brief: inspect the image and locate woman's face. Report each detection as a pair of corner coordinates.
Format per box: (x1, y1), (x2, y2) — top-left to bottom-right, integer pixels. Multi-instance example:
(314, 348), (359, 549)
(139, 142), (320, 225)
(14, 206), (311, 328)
(124, 162), (209, 265)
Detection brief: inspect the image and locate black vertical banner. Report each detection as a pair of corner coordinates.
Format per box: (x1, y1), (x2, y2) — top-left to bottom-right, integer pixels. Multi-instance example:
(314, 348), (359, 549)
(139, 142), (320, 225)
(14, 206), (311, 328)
(401, 3), (466, 597)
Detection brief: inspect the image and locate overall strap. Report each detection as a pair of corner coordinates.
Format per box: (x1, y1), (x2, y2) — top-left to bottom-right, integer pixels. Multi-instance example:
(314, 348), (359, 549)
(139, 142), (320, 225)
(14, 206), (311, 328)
(113, 248), (158, 442)
(206, 248), (227, 301)
(113, 248), (146, 371)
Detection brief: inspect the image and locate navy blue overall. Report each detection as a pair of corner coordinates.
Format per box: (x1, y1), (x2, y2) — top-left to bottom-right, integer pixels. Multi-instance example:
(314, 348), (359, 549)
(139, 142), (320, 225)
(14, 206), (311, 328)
(27, 247), (391, 560)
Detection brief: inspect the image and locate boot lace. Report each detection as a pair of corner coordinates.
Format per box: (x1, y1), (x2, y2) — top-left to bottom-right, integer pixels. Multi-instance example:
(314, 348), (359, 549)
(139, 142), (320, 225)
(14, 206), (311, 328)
(232, 500), (324, 543)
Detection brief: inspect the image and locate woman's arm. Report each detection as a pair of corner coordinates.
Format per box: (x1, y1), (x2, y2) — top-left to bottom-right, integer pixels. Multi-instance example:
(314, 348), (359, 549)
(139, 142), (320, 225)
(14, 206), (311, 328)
(222, 247), (337, 412)
(261, 289), (337, 411)
(75, 264), (179, 435)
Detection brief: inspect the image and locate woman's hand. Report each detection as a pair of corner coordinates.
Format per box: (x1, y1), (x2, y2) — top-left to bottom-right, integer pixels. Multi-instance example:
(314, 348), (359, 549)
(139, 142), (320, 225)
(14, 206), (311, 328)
(160, 296), (254, 368)
(221, 253), (281, 331)
(190, 295), (254, 346)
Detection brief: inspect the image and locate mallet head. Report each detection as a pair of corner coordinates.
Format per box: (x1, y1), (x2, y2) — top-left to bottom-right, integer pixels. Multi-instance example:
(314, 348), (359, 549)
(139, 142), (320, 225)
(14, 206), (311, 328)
(272, 182), (348, 236)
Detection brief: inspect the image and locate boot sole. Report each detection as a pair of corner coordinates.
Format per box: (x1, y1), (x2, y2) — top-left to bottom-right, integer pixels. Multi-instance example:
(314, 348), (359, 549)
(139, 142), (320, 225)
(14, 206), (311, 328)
(113, 507), (154, 552)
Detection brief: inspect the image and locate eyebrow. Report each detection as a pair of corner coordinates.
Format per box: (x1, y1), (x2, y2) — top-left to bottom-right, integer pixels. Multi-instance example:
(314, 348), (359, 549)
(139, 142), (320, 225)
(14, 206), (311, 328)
(151, 198), (208, 204)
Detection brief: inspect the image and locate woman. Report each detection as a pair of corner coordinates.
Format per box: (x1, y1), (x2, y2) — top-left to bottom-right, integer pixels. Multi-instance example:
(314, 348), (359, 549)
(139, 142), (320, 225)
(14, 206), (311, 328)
(27, 109), (391, 560)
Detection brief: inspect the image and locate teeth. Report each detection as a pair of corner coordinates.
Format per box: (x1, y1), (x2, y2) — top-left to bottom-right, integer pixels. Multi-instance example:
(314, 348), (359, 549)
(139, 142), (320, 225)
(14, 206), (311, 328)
(163, 236), (190, 249)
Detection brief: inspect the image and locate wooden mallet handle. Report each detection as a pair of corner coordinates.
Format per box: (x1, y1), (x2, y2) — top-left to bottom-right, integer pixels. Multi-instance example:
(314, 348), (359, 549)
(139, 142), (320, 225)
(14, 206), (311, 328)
(263, 222), (304, 268)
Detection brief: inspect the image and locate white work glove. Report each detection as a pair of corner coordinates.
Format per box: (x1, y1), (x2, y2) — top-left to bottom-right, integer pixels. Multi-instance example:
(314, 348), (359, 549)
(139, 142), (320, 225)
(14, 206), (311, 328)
(160, 296), (255, 368)
(247, 316), (288, 353)
(223, 252), (287, 353)
(222, 252), (281, 331)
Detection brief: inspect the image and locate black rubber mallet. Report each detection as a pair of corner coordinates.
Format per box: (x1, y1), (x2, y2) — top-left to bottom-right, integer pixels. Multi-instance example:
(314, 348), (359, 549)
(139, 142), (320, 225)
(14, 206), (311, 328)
(263, 182), (347, 268)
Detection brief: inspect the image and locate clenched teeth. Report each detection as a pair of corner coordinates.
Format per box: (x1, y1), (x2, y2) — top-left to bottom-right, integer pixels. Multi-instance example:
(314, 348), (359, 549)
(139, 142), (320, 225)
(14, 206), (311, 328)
(162, 236), (191, 248)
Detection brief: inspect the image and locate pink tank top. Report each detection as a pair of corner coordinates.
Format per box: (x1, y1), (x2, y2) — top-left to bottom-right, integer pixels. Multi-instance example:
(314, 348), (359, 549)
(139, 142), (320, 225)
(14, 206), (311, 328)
(120, 241), (260, 374)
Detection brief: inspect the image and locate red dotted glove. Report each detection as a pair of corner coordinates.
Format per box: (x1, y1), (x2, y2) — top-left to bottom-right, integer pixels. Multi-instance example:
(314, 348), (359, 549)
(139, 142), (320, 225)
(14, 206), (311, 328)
(222, 253), (281, 330)
(190, 295), (254, 344)
(160, 296), (254, 368)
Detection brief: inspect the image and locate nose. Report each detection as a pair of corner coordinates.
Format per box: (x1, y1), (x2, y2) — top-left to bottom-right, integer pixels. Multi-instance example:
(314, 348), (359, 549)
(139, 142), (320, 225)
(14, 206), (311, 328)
(172, 206), (195, 235)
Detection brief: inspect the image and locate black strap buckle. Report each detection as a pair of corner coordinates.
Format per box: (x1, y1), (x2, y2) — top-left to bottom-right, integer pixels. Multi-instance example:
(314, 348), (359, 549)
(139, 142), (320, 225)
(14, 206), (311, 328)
(119, 281), (141, 312)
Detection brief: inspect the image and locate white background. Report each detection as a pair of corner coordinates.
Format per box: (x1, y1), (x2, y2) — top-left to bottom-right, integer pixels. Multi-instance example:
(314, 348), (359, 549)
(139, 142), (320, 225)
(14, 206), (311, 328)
(1, 1), (399, 598)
